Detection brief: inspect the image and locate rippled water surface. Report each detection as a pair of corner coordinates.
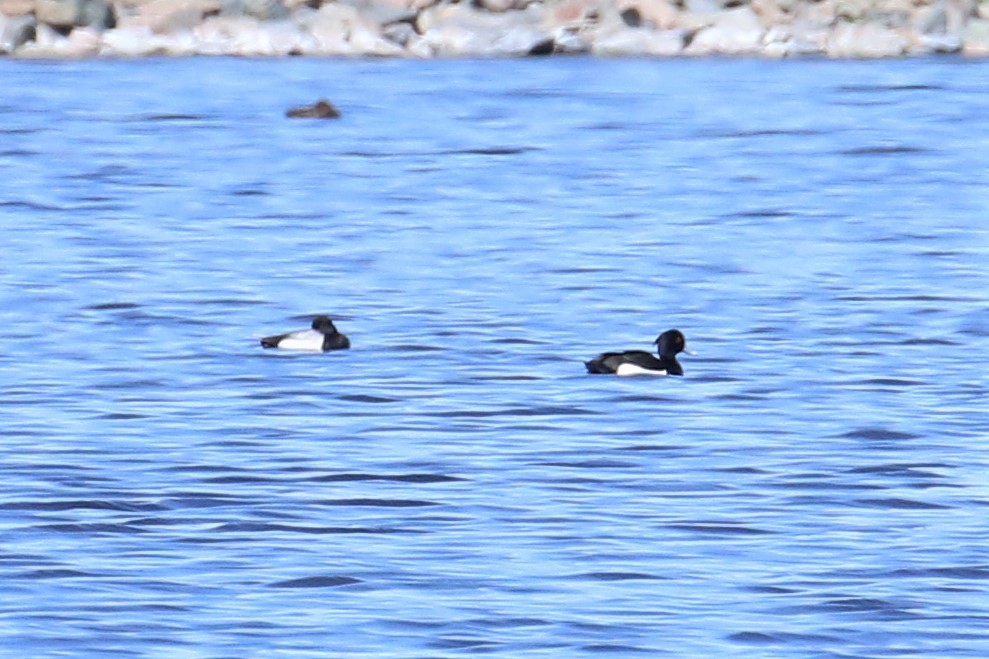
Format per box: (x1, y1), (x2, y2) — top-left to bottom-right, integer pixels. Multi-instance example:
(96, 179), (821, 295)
(2, 56), (988, 657)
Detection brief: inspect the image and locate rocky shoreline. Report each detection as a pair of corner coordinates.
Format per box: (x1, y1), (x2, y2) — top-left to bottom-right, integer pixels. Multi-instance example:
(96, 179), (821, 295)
(2, 0), (988, 58)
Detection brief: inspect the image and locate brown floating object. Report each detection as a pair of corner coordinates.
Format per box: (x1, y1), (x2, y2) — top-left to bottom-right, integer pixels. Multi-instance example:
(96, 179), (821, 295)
(286, 99), (341, 119)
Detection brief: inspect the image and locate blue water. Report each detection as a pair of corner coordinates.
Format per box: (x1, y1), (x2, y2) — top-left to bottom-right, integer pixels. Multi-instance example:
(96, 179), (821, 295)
(1, 56), (988, 657)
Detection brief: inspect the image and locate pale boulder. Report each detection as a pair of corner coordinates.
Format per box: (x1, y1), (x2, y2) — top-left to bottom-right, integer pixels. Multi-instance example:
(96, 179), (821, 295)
(760, 20), (829, 55)
(826, 20), (908, 56)
(35, 0), (113, 28)
(834, 0), (871, 21)
(417, 3), (550, 56)
(100, 24), (170, 54)
(961, 17), (989, 54)
(684, 0), (722, 14)
(192, 14), (316, 55)
(336, 0), (417, 28)
(253, 19), (313, 54)
(911, 31), (962, 52)
(0, 0), (35, 16)
(119, 0), (221, 34)
(685, 6), (764, 54)
(403, 32), (433, 56)
(65, 24), (100, 52)
(592, 25), (685, 55)
(192, 14), (260, 53)
(793, 0), (837, 30)
(299, 3), (401, 55)
(347, 18), (403, 55)
(543, 0), (607, 31)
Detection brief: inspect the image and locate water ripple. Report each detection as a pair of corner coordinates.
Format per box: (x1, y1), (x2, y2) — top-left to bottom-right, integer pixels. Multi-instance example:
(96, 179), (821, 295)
(1, 55), (987, 658)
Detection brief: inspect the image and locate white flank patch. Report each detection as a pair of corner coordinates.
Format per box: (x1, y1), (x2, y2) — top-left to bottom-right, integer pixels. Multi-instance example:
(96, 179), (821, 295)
(615, 362), (667, 377)
(273, 329), (324, 352)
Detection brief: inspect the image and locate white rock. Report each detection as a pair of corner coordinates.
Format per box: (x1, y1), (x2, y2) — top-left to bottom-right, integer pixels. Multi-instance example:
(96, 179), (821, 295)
(191, 15), (260, 54)
(418, 3), (550, 56)
(761, 40), (788, 57)
(119, 0), (221, 34)
(65, 24), (100, 53)
(347, 20), (404, 55)
(962, 18), (989, 55)
(826, 20), (908, 57)
(793, 0), (836, 30)
(760, 22), (826, 57)
(685, 6), (764, 54)
(404, 33), (434, 57)
(910, 32), (961, 54)
(16, 21), (99, 55)
(101, 25), (153, 55)
(297, 4), (351, 53)
(297, 3), (404, 55)
(684, 0), (722, 14)
(592, 26), (684, 55)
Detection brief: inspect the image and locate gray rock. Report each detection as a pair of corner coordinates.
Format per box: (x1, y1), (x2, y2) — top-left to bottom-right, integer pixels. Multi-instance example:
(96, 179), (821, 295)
(683, 0), (722, 14)
(962, 17), (989, 54)
(620, 6), (641, 26)
(35, 0), (114, 29)
(34, 0), (115, 30)
(35, 0), (82, 28)
(382, 20), (416, 46)
(473, 0), (526, 12)
(917, 0), (972, 36)
(0, 12), (36, 52)
(221, 0), (290, 21)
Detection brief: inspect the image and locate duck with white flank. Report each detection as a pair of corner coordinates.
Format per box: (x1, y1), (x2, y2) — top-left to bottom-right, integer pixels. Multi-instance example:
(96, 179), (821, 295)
(585, 329), (688, 376)
(260, 315), (350, 352)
